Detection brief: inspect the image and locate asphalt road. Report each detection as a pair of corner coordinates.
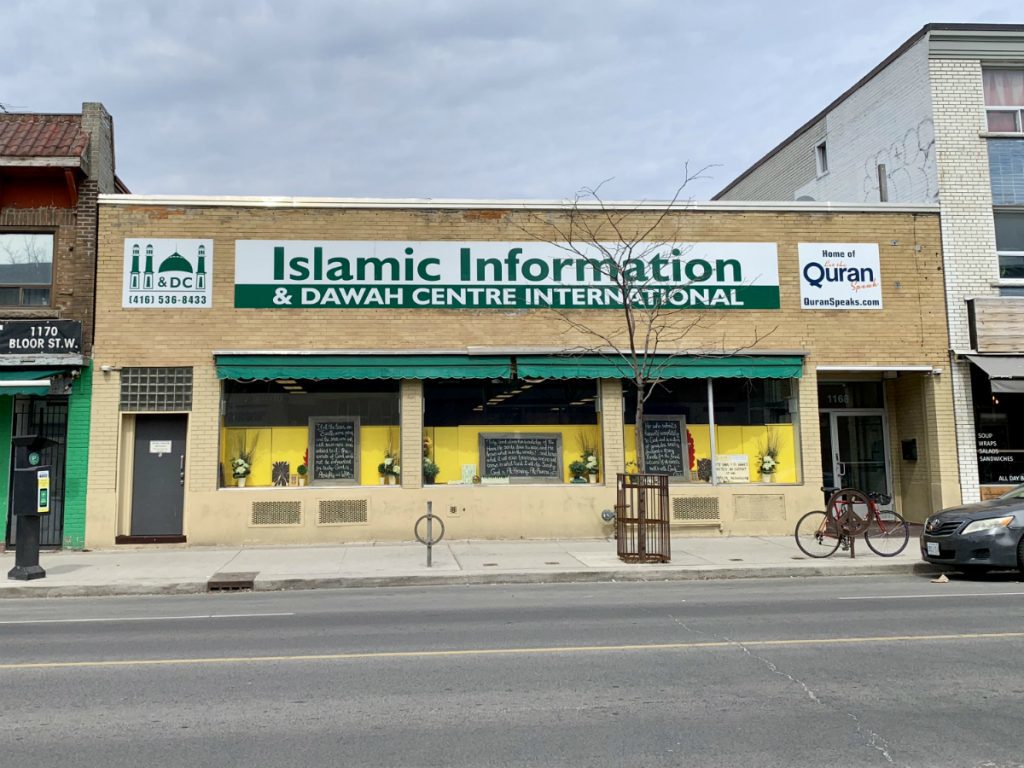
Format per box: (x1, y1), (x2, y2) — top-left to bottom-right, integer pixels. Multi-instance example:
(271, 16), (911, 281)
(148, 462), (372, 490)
(1, 574), (1023, 768)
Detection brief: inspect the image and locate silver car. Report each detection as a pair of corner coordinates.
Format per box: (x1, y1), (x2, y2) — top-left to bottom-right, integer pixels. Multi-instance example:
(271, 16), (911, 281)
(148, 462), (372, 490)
(921, 485), (1024, 575)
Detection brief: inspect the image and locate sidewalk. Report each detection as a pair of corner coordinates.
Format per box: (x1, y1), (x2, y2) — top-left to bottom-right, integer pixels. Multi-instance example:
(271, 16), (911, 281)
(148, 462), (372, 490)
(0, 534), (937, 599)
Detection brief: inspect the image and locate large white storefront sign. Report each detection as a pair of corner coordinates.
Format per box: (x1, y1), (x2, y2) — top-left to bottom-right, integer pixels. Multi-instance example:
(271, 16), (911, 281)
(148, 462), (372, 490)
(233, 241), (781, 309)
(798, 243), (882, 310)
(123, 239), (213, 308)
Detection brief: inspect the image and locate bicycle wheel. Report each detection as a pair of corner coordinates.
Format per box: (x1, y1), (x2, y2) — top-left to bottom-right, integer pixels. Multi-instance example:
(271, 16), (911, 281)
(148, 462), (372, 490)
(828, 488), (872, 537)
(864, 510), (910, 557)
(795, 510), (842, 558)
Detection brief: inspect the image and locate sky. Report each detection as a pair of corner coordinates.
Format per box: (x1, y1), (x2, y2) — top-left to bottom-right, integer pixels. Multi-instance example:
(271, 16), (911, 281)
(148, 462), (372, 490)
(3, 0), (1021, 201)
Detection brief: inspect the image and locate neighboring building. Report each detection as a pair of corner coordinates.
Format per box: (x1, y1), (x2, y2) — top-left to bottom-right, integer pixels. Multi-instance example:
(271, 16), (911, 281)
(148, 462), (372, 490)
(717, 23), (1024, 504)
(0, 102), (125, 549)
(84, 195), (957, 547)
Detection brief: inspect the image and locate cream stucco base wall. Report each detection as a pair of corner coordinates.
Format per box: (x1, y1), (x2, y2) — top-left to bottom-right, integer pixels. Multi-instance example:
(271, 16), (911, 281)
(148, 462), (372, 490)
(87, 484), (827, 546)
(83, 366), (958, 547)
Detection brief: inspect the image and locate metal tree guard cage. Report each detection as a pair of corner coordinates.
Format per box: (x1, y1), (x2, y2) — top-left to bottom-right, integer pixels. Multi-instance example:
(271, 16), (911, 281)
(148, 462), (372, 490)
(615, 473), (671, 563)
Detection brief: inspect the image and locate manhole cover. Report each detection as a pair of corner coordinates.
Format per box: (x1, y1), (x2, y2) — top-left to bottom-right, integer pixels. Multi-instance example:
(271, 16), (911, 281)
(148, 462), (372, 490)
(483, 562), (498, 567)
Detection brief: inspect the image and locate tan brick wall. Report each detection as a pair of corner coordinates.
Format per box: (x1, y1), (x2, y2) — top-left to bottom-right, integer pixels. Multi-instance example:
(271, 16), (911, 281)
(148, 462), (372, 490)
(85, 202), (957, 545)
(93, 205), (948, 367)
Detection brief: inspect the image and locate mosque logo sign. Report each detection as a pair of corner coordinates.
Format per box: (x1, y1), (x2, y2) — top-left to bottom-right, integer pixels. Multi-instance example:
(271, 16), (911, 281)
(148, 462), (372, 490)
(122, 239), (213, 308)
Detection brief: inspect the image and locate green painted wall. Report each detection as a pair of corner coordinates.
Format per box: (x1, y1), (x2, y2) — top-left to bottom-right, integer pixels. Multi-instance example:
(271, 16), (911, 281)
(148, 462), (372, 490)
(0, 396), (12, 540)
(62, 363), (92, 549)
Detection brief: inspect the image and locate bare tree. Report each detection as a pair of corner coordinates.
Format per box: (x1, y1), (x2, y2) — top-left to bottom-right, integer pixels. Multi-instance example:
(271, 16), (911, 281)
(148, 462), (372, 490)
(521, 169), (776, 473)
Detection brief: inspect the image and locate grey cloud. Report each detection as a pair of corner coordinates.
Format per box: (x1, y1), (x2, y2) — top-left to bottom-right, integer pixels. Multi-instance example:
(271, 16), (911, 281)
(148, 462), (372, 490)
(4, 0), (1021, 200)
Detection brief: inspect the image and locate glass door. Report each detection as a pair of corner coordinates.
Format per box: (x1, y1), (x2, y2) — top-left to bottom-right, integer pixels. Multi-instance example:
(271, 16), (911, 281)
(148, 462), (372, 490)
(829, 411), (892, 511)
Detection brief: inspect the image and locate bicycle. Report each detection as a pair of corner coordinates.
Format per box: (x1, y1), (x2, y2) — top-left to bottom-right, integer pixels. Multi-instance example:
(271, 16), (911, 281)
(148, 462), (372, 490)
(794, 486), (910, 558)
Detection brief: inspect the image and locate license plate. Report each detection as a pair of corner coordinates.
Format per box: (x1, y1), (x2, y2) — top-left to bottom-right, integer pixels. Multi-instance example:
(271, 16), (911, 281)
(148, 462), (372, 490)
(926, 542), (940, 557)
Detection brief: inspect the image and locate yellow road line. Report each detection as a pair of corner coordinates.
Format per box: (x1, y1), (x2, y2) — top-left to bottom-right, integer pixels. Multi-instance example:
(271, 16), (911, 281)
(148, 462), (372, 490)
(4, 631), (1024, 671)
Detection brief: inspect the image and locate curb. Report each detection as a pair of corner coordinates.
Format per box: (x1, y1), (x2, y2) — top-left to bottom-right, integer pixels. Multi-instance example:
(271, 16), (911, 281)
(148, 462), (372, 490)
(0, 562), (943, 599)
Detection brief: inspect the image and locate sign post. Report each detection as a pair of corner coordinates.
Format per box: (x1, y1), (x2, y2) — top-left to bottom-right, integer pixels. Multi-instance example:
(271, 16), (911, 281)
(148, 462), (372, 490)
(8, 433), (56, 581)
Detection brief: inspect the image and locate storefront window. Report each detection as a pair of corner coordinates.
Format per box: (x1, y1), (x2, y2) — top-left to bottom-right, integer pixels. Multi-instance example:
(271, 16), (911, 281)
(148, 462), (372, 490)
(623, 380), (709, 482)
(623, 378), (799, 484)
(714, 378), (799, 483)
(220, 379), (399, 487)
(423, 379), (601, 484)
(971, 365), (1024, 485)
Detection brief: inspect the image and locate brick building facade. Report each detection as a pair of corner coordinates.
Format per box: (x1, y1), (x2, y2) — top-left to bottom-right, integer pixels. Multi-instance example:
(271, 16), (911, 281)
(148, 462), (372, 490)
(0, 103), (123, 549)
(84, 196), (958, 547)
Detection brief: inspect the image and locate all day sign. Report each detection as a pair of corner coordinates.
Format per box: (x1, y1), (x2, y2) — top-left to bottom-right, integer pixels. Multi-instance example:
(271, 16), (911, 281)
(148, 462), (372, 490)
(233, 241), (781, 310)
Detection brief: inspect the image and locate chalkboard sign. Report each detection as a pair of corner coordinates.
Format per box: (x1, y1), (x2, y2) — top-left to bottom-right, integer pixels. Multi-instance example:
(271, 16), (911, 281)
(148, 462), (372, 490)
(309, 417), (360, 485)
(642, 417), (690, 480)
(479, 433), (563, 483)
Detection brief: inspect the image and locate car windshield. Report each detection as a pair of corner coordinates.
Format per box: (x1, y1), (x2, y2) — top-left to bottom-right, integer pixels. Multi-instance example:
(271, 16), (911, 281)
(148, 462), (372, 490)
(1000, 484), (1024, 500)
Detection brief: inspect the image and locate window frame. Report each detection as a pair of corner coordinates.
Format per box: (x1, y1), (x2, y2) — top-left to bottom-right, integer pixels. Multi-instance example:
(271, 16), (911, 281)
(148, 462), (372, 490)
(0, 230), (55, 308)
(993, 208), (1024, 283)
(983, 68), (1024, 135)
(814, 141), (829, 177)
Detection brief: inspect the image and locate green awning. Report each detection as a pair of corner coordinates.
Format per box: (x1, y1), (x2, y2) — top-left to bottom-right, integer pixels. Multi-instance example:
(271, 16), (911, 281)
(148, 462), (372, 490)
(215, 355), (513, 381)
(0, 368), (61, 396)
(516, 355), (804, 380)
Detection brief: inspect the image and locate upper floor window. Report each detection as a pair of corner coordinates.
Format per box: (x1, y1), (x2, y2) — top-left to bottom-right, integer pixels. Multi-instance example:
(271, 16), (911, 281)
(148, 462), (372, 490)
(995, 209), (1024, 280)
(984, 69), (1024, 133)
(0, 233), (53, 306)
(815, 141), (829, 176)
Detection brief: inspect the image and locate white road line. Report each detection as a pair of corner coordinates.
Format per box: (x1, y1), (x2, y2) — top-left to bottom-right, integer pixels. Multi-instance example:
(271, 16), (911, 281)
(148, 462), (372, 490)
(839, 592), (1024, 601)
(0, 612), (295, 625)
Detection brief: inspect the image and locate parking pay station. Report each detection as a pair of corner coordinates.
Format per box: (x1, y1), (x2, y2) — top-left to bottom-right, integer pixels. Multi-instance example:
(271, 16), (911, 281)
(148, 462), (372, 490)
(8, 433), (56, 580)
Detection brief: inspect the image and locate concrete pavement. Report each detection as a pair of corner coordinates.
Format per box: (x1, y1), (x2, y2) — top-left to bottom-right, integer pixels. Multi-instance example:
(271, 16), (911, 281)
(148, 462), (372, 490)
(0, 532), (941, 598)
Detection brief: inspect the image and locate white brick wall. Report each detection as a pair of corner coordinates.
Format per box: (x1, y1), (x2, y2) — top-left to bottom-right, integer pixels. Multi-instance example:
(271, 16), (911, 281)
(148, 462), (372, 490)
(930, 57), (1001, 502)
(796, 38), (937, 204)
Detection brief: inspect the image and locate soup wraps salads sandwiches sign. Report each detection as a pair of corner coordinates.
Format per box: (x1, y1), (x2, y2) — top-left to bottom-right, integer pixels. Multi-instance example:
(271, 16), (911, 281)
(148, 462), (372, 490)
(233, 241), (780, 310)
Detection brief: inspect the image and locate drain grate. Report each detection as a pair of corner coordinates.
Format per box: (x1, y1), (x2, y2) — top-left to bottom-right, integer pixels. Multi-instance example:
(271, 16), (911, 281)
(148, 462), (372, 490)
(208, 572), (257, 592)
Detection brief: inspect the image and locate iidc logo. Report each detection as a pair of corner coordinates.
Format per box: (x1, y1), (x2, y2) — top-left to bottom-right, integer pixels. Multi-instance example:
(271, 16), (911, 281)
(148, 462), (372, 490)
(122, 239), (213, 308)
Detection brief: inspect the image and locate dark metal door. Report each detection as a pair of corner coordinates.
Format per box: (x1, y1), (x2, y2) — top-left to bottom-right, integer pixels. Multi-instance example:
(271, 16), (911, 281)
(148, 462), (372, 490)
(131, 414), (187, 536)
(6, 397), (68, 548)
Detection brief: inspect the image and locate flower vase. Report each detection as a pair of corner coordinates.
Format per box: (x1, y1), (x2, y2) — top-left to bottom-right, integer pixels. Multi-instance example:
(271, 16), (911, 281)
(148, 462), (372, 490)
(236, 477), (247, 488)
(588, 472), (598, 484)
(761, 472), (774, 483)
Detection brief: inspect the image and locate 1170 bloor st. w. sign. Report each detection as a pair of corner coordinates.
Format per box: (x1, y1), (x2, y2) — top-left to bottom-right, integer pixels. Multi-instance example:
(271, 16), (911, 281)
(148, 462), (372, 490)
(0, 320), (82, 356)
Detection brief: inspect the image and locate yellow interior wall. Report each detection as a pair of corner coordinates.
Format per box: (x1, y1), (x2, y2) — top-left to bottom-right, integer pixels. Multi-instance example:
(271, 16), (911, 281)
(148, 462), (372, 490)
(221, 425), (399, 486)
(623, 423), (797, 483)
(427, 423), (603, 483)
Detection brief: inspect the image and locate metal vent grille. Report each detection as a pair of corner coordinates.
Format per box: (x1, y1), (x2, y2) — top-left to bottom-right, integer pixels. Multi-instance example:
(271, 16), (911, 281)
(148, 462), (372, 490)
(250, 501), (302, 526)
(120, 367), (193, 411)
(671, 496), (721, 523)
(318, 499), (368, 525)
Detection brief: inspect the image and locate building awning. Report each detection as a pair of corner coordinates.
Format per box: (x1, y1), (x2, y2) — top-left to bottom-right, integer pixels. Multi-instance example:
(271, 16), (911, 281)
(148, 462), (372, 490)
(516, 355), (804, 380)
(967, 355), (1024, 393)
(0, 368), (61, 396)
(215, 354), (513, 381)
